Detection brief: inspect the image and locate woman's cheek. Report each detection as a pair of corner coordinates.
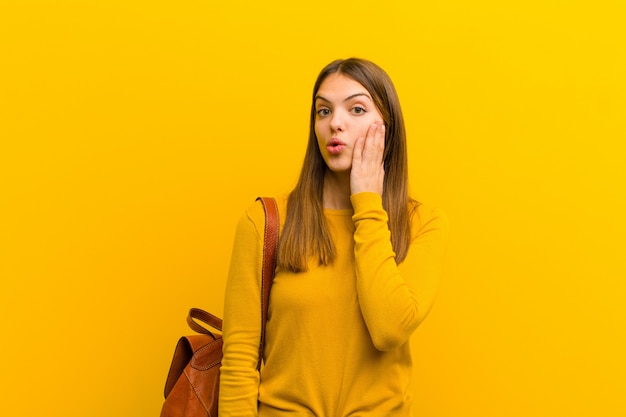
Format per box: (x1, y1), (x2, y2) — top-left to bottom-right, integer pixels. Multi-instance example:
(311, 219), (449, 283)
(356, 125), (370, 141)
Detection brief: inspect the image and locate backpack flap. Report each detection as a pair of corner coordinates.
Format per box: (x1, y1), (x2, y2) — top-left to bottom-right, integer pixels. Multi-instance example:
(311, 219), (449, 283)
(164, 334), (217, 398)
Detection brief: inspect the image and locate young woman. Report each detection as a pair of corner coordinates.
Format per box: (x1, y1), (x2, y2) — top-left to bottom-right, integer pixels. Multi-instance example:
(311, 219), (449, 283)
(219, 58), (449, 416)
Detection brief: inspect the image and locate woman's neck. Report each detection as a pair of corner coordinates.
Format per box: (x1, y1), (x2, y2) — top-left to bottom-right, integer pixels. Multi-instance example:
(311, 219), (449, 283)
(323, 170), (352, 210)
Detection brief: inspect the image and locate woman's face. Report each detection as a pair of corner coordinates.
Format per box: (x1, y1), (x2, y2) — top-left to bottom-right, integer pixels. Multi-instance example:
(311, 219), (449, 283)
(314, 73), (383, 174)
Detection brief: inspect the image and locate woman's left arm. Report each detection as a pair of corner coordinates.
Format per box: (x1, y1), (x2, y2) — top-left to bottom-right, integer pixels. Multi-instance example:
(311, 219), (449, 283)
(351, 192), (449, 351)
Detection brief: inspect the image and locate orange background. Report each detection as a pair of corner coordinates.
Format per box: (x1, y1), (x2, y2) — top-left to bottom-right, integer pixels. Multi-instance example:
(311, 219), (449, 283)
(1, 1), (625, 416)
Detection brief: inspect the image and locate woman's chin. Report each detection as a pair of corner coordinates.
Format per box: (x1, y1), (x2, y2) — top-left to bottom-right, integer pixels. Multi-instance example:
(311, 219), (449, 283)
(323, 155), (353, 173)
(325, 162), (352, 174)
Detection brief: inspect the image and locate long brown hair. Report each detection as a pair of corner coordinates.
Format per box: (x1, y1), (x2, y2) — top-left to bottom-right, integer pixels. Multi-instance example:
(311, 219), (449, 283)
(278, 58), (417, 272)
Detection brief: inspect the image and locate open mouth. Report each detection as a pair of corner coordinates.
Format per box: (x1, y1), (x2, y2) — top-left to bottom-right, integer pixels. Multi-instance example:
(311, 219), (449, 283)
(327, 139), (345, 155)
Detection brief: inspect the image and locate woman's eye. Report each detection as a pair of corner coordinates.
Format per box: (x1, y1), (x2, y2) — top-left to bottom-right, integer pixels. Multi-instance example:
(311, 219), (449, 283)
(352, 106), (366, 115)
(317, 108), (331, 117)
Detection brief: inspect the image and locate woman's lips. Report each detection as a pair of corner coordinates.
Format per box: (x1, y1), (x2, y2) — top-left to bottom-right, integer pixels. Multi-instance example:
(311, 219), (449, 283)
(327, 139), (346, 155)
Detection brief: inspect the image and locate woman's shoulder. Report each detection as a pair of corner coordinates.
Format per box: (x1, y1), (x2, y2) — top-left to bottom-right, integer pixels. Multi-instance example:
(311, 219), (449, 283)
(409, 200), (449, 237)
(242, 194), (289, 231)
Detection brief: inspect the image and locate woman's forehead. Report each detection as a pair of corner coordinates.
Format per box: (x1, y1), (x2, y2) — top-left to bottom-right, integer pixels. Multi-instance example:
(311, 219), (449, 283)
(315, 73), (371, 101)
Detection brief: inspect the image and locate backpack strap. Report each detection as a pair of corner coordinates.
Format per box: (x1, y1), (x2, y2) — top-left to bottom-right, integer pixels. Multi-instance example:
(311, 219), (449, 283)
(187, 307), (222, 333)
(257, 197), (279, 370)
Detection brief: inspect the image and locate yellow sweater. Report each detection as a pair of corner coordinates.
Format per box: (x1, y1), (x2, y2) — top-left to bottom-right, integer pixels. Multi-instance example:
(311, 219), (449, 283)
(219, 192), (449, 417)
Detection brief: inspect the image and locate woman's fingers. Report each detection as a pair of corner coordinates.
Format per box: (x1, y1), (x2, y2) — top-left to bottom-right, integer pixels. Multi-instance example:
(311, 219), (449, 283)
(352, 135), (365, 165)
(354, 122), (384, 164)
(363, 122), (385, 164)
(351, 122), (385, 195)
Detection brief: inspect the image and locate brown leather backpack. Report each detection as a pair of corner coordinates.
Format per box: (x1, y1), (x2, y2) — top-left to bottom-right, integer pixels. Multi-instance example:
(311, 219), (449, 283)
(160, 197), (279, 417)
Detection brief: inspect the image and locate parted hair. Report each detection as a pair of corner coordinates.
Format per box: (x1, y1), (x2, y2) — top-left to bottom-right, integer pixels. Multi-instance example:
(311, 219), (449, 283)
(277, 58), (418, 273)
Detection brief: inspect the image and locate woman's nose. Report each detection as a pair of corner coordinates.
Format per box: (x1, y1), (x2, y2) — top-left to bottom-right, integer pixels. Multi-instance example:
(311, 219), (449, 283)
(330, 111), (345, 132)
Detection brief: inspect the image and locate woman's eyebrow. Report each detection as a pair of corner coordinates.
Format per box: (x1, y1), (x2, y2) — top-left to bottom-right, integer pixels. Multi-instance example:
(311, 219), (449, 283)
(343, 92), (371, 102)
(315, 92), (372, 103)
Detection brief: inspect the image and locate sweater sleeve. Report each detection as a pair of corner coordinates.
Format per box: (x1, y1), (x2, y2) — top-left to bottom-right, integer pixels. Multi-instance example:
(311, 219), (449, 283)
(351, 192), (449, 351)
(218, 202), (265, 417)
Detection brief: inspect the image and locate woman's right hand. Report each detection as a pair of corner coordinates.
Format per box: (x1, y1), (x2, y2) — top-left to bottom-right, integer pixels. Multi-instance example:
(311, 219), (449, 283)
(350, 121), (385, 196)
